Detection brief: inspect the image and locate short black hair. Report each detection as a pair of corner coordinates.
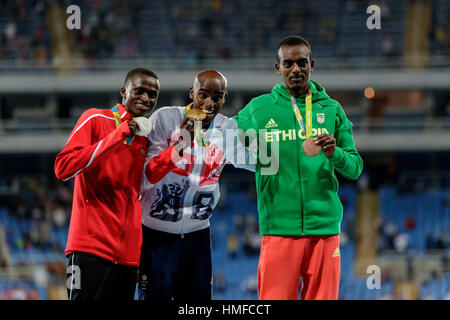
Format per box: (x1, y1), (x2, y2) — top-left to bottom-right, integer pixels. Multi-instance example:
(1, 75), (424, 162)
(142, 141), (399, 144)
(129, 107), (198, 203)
(276, 35), (312, 62)
(124, 67), (159, 85)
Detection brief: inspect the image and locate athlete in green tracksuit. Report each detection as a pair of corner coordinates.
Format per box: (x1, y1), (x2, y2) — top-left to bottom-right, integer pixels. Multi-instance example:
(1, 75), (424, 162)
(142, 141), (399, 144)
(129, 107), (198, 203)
(234, 35), (363, 300)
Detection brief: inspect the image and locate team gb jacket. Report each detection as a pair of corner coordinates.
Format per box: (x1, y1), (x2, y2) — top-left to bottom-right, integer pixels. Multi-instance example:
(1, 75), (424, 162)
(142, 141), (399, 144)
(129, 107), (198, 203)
(140, 106), (255, 235)
(54, 103), (147, 266)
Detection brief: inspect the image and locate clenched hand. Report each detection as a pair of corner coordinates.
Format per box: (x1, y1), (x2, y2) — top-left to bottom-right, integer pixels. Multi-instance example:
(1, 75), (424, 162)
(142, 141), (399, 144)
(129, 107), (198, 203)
(314, 134), (336, 158)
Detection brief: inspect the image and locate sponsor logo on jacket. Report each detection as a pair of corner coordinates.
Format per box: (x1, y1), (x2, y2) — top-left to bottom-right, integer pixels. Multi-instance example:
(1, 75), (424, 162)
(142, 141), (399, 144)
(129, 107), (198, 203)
(264, 118), (278, 129)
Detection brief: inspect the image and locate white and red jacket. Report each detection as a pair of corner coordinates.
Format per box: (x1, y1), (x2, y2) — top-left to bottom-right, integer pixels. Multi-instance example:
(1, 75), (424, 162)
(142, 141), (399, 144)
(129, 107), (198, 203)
(55, 103), (147, 266)
(140, 106), (255, 235)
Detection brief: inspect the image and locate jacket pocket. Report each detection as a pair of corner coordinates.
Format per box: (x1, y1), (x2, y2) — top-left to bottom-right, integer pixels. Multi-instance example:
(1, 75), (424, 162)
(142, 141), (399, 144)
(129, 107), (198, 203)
(84, 200), (93, 235)
(75, 197), (92, 237)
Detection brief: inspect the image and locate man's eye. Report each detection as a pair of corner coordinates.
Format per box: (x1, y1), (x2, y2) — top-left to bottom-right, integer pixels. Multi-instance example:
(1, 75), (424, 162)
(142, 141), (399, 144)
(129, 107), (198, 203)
(284, 62), (292, 68)
(299, 60), (307, 67)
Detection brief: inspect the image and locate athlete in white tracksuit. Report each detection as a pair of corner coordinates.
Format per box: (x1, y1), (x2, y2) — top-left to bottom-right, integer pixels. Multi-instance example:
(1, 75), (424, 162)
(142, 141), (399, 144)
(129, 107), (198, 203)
(138, 97), (255, 300)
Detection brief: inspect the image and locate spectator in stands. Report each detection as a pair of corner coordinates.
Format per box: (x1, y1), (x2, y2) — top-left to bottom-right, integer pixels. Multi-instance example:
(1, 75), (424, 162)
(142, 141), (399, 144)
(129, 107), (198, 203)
(234, 35), (363, 300)
(0, 281), (41, 300)
(242, 274), (258, 295)
(1, 0), (50, 63)
(381, 219), (397, 251)
(38, 220), (52, 250)
(357, 170), (370, 191)
(393, 232), (409, 253)
(379, 2), (391, 20)
(54, 67), (160, 300)
(243, 229), (261, 255)
(426, 232), (437, 251)
(242, 213), (261, 254)
(137, 70), (255, 301)
(382, 36), (395, 58)
(11, 283), (27, 300)
(233, 214), (244, 233)
(214, 271), (227, 294)
(404, 216), (416, 230)
(436, 231), (448, 250)
(51, 206), (66, 228)
(426, 231), (448, 251)
(28, 220), (40, 248)
(227, 233), (238, 259)
(0, 225), (12, 267)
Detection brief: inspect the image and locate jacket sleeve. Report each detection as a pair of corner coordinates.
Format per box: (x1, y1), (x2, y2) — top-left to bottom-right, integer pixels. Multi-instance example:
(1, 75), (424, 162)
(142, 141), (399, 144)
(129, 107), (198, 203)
(223, 117), (256, 172)
(54, 109), (132, 181)
(233, 101), (259, 148)
(328, 103), (363, 180)
(144, 110), (184, 184)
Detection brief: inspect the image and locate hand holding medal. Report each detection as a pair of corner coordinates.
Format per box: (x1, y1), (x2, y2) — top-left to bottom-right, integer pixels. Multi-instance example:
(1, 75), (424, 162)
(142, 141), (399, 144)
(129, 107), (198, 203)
(314, 134), (336, 158)
(290, 90), (321, 157)
(289, 90), (336, 157)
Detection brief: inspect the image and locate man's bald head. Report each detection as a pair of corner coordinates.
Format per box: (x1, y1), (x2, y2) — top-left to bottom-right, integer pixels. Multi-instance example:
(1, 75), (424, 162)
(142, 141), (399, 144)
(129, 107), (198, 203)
(193, 69), (227, 92)
(189, 69), (228, 129)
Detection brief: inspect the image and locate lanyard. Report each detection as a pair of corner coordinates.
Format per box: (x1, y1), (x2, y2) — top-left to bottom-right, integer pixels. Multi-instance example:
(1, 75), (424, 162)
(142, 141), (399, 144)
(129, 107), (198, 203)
(290, 89), (312, 138)
(183, 103), (214, 147)
(112, 105), (134, 145)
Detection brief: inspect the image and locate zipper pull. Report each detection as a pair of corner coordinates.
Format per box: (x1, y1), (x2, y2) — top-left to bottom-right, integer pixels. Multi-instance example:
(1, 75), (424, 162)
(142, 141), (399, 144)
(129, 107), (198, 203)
(181, 233), (184, 239)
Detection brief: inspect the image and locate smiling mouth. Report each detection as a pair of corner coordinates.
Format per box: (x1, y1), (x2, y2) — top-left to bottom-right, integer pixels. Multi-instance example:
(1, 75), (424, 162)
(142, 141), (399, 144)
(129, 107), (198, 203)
(291, 75), (305, 81)
(202, 109), (215, 115)
(136, 103), (150, 110)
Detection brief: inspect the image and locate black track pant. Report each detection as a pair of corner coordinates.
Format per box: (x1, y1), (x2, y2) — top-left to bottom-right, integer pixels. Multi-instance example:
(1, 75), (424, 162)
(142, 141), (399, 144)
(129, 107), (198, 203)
(66, 251), (138, 300)
(138, 226), (212, 300)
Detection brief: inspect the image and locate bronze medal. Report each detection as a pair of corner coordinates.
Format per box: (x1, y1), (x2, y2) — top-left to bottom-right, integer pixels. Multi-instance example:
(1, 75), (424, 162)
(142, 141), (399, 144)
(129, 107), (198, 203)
(187, 108), (206, 121)
(302, 138), (321, 157)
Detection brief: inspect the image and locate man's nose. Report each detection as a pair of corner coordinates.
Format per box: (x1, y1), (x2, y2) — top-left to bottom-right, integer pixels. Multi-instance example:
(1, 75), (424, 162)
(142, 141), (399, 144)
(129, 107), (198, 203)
(204, 97), (214, 109)
(292, 62), (301, 72)
(140, 92), (149, 102)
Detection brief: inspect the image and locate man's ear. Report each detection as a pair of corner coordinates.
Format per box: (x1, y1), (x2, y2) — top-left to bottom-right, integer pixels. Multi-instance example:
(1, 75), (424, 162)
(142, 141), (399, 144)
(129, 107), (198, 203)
(120, 86), (126, 99)
(310, 58), (315, 72)
(189, 87), (194, 100)
(223, 91), (228, 103)
(275, 62), (281, 76)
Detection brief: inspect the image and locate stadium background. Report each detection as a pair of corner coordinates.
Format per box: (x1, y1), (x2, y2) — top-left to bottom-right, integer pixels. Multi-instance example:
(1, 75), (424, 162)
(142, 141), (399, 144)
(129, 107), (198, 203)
(0, 0), (449, 300)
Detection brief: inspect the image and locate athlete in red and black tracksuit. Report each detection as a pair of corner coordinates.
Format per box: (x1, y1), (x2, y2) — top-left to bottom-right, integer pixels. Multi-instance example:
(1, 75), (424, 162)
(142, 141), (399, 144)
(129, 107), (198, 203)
(54, 69), (160, 300)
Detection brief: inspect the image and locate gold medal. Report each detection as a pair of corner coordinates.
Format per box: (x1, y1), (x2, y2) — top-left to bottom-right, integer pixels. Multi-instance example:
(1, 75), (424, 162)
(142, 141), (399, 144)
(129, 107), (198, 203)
(302, 138), (321, 157)
(186, 108), (206, 121)
(186, 107), (208, 146)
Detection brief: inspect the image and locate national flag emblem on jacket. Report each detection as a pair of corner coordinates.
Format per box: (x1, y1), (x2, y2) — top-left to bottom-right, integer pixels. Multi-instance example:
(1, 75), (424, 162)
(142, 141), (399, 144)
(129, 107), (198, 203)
(317, 113), (325, 124)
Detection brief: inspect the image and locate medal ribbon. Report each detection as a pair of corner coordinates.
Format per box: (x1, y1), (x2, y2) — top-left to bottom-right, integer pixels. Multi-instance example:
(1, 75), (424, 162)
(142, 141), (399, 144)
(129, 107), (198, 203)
(183, 103), (214, 147)
(112, 105), (134, 145)
(290, 89), (312, 139)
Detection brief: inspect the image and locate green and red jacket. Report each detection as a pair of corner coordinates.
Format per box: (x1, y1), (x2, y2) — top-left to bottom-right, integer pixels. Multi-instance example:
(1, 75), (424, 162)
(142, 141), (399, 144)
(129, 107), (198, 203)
(235, 80), (363, 236)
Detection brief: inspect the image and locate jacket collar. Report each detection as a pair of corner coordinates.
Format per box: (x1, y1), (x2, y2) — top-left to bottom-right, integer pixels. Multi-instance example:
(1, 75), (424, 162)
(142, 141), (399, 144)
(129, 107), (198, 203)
(115, 103), (134, 121)
(272, 80), (329, 105)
